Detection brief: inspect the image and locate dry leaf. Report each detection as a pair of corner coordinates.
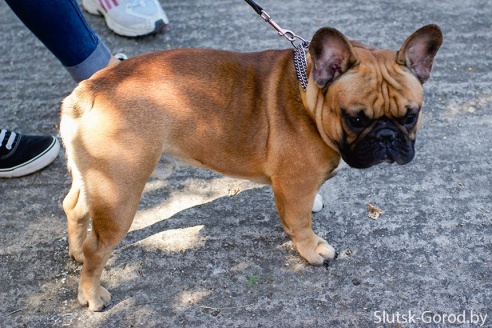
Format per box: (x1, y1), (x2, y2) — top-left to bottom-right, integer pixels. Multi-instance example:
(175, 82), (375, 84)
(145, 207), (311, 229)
(228, 188), (241, 197)
(368, 204), (384, 220)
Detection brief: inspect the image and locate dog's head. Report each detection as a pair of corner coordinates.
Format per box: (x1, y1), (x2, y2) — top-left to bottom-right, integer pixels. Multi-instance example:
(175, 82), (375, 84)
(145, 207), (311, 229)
(305, 25), (442, 168)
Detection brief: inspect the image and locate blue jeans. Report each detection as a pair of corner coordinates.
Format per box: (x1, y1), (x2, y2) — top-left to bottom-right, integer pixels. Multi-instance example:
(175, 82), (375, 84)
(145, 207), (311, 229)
(6, 0), (111, 82)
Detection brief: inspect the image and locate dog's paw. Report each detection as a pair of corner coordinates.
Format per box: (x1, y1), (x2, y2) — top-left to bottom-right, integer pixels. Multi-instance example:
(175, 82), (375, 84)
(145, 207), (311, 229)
(78, 286), (112, 312)
(295, 234), (336, 266)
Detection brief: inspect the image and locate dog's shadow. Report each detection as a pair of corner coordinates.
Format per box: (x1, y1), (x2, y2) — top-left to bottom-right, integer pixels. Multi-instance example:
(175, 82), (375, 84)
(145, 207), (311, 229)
(102, 173), (296, 311)
(120, 168), (279, 250)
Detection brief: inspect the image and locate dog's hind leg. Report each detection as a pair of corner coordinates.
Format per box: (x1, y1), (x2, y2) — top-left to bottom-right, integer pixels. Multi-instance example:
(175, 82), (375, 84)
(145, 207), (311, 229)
(76, 133), (163, 311)
(61, 83), (165, 311)
(77, 165), (152, 311)
(63, 163), (90, 263)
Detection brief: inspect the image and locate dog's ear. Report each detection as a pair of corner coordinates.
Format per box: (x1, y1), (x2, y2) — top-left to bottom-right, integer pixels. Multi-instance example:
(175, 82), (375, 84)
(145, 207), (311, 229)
(397, 24), (443, 84)
(309, 27), (359, 88)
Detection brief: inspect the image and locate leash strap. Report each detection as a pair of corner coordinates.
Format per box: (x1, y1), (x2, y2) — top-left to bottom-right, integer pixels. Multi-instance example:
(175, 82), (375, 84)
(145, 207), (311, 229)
(244, 0), (310, 91)
(244, 0), (263, 15)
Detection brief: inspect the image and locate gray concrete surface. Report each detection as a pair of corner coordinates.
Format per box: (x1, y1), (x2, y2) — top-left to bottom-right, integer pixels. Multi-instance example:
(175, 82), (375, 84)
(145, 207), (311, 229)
(1, 0), (491, 327)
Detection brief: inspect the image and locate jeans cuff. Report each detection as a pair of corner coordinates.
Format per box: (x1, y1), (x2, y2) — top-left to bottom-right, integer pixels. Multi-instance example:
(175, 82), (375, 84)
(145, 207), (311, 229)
(65, 38), (112, 82)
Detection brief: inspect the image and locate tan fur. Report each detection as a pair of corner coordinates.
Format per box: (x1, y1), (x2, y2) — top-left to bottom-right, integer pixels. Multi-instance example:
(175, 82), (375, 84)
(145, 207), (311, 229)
(60, 25), (441, 311)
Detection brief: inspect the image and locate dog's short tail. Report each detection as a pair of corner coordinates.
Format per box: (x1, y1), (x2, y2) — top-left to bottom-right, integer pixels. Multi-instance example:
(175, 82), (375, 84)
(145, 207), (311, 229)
(59, 81), (94, 172)
(61, 81), (95, 120)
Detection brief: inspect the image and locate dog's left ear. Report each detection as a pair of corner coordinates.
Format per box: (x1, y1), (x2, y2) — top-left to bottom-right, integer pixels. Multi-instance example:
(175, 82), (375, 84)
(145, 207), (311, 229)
(309, 27), (359, 88)
(397, 24), (443, 84)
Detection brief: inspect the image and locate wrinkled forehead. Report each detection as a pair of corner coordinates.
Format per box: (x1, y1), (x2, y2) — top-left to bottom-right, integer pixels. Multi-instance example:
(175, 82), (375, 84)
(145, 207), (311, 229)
(329, 48), (424, 118)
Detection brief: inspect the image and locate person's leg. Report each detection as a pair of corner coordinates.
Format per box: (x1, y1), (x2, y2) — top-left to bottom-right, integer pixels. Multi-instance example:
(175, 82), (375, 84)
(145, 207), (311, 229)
(2, 0), (123, 178)
(5, 0), (112, 82)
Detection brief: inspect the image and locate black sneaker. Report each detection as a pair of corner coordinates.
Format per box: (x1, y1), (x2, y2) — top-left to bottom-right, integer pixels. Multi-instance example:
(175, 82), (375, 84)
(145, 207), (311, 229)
(0, 129), (60, 178)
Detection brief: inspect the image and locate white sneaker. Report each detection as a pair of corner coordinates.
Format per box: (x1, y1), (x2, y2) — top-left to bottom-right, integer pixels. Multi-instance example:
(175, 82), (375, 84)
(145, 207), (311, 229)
(83, 0), (169, 37)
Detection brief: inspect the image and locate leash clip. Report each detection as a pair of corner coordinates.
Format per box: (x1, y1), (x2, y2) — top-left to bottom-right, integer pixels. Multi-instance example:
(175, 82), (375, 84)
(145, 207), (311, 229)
(259, 9), (307, 47)
(245, 0), (310, 90)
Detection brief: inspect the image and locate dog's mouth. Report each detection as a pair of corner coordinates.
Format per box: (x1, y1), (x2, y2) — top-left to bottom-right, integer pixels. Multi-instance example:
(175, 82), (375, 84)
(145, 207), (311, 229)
(340, 131), (416, 169)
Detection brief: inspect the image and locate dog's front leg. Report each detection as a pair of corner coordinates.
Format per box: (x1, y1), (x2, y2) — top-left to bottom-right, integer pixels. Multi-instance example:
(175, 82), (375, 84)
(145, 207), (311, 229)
(272, 178), (336, 266)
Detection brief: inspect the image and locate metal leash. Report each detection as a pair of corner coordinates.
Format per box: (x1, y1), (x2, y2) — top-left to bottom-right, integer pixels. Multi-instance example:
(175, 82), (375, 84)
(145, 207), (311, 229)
(244, 0), (310, 90)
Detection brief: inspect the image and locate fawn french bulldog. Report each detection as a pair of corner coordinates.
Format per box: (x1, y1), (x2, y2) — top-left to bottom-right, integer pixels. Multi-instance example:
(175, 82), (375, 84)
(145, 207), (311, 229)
(60, 24), (442, 311)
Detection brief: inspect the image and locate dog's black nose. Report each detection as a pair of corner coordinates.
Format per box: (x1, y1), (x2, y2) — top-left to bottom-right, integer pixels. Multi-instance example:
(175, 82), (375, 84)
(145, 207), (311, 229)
(376, 129), (397, 143)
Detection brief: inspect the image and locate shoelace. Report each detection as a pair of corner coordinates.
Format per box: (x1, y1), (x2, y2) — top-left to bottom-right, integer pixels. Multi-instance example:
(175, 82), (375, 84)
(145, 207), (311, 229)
(0, 129), (17, 150)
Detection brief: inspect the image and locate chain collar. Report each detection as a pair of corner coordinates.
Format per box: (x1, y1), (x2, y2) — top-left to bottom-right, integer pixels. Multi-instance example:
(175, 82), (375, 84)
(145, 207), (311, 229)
(294, 41), (310, 91)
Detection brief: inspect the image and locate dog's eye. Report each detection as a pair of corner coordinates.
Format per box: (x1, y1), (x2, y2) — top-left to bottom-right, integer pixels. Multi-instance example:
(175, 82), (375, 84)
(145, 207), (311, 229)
(348, 117), (363, 128)
(345, 115), (371, 130)
(342, 109), (370, 131)
(402, 112), (418, 126)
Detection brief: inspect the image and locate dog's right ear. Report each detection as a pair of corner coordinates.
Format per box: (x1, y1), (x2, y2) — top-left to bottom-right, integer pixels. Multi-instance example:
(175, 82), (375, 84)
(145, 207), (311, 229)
(309, 27), (359, 88)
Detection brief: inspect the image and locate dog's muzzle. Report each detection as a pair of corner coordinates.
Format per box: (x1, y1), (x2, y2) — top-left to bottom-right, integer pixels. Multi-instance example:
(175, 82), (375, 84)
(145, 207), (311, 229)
(340, 122), (416, 169)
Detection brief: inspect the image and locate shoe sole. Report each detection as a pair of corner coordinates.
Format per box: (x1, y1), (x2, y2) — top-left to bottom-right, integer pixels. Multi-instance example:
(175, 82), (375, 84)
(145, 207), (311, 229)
(83, 0), (169, 37)
(0, 137), (60, 178)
